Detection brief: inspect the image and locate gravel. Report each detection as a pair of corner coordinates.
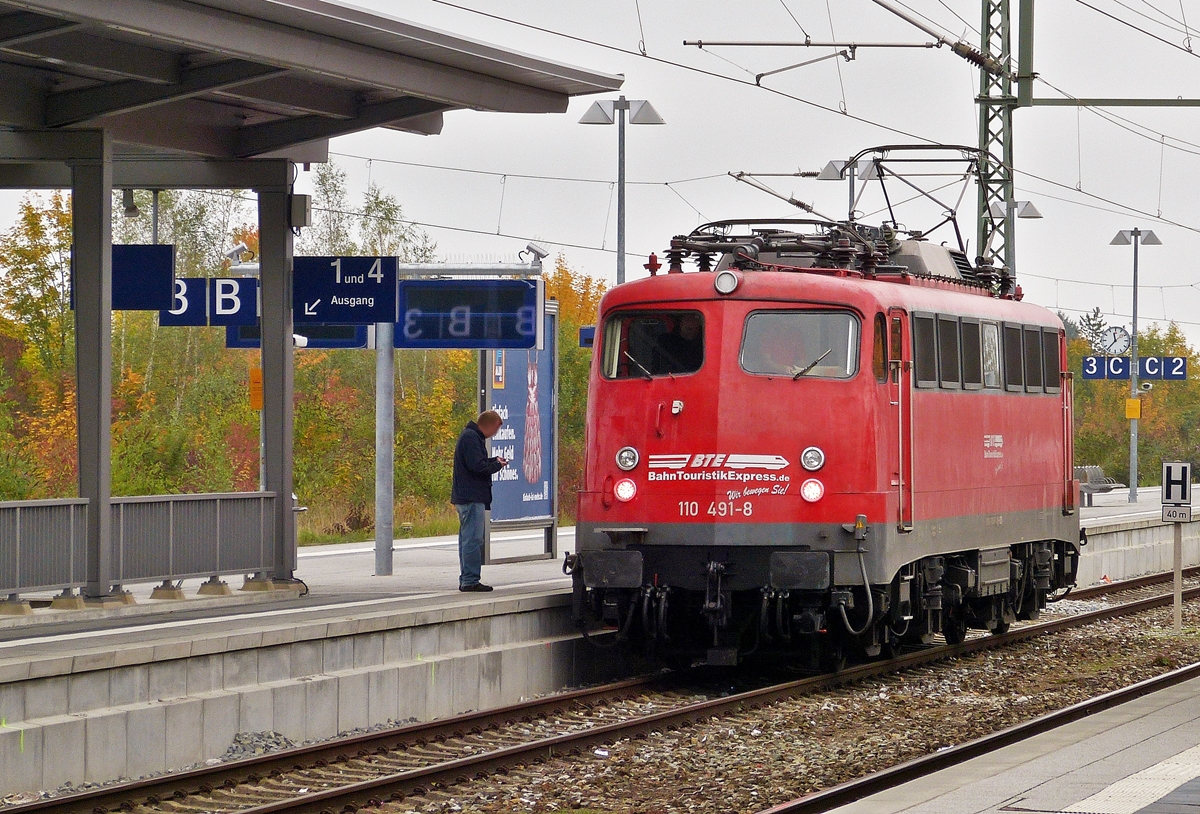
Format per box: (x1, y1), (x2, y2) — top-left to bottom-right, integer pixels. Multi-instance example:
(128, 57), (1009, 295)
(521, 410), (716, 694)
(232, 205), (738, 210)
(378, 601), (1200, 814)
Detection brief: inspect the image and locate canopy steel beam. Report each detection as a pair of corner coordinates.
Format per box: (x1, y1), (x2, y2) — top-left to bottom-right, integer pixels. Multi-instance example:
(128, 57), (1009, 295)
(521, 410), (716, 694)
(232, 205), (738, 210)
(215, 75), (360, 119)
(46, 59), (286, 126)
(234, 96), (449, 157)
(6, 30), (181, 83)
(0, 156), (292, 189)
(8, 0), (577, 113)
(0, 9), (79, 46)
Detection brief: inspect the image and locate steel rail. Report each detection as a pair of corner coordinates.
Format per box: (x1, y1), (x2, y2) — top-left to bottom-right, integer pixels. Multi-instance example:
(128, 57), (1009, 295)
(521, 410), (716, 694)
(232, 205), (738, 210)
(756, 659), (1200, 814)
(1068, 564), (1200, 600)
(6, 672), (667, 814)
(14, 578), (1196, 814)
(162, 588), (1200, 813)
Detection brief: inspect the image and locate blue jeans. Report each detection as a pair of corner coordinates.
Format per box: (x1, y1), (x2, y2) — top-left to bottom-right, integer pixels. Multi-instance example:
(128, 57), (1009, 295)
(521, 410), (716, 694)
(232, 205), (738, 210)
(456, 502), (485, 587)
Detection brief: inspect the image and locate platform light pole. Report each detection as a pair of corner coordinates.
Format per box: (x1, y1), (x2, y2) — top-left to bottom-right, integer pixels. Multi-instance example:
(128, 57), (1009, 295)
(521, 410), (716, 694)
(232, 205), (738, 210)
(1111, 228), (1162, 503)
(579, 95), (664, 284)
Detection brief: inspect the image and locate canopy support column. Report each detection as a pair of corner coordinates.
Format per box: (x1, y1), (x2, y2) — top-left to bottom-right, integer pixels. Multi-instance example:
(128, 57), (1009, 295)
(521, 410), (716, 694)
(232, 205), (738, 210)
(258, 188), (296, 582)
(70, 131), (115, 600)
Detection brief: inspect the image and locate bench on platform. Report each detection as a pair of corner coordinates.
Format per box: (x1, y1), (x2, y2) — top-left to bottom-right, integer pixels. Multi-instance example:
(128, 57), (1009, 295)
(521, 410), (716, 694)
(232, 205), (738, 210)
(1076, 465), (1125, 507)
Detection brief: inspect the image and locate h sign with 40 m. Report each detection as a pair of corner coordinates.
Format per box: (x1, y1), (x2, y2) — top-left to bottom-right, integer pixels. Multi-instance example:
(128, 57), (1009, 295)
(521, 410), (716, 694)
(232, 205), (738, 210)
(1162, 461), (1193, 523)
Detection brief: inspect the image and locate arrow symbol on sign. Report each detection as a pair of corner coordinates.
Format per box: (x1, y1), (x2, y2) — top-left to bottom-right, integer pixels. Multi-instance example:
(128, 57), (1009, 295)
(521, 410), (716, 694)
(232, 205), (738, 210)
(304, 300), (320, 316)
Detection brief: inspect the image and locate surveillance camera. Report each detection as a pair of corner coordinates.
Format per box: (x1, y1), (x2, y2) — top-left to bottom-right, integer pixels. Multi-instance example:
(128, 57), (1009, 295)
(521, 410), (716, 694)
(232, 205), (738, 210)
(1140, 382), (1154, 391)
(292, 333), (309, 348)
(525, 241), (550, 260)
(226, 242), (249, 262)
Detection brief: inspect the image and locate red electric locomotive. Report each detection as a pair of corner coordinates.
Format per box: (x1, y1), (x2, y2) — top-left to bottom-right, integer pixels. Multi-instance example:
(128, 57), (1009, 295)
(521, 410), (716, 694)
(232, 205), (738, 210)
(568, 218), (1080, 666)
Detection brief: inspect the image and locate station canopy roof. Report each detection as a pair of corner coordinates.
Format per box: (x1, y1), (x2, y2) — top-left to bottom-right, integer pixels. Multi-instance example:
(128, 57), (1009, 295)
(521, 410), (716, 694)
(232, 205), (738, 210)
(0, 0), (624, 159)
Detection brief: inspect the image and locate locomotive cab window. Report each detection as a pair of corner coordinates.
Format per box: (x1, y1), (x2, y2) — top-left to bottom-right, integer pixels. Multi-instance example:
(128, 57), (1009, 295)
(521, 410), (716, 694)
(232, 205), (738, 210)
(601, 310), (704, 378)
(740, 310), (859, 379)
(872, 314), (888, 382)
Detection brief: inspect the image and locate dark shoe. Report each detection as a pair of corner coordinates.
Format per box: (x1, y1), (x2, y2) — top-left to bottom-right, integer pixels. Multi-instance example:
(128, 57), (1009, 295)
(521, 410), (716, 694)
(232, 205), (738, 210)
(459, 583), (494, 592)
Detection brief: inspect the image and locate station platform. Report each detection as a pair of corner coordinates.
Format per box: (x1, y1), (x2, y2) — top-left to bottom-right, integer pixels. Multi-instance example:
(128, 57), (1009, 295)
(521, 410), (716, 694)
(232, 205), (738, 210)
(0, 527), (573, 639)
(826, 672), (1200, 814)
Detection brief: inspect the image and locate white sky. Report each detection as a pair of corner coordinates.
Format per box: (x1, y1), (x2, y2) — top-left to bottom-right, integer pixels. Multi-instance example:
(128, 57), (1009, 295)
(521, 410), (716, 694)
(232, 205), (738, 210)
(6, 0), (1200, 342)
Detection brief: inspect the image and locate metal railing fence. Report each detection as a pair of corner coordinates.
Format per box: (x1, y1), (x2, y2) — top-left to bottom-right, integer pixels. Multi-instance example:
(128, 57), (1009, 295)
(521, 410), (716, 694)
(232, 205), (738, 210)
(0, 492), (276, 597)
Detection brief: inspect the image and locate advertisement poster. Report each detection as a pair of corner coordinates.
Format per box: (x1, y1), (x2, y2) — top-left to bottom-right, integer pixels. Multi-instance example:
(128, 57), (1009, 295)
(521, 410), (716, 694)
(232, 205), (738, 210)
(489, 311), (556, 522)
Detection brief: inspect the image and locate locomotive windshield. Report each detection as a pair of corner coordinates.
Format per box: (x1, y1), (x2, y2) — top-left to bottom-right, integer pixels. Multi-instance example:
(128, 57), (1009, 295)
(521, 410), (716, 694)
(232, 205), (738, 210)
(601, 310), (704, 378)
(740, 311), (859, 379)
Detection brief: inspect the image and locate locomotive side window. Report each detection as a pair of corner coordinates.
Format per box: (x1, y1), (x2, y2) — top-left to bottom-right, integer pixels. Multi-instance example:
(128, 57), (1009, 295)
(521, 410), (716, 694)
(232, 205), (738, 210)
(961, 320), (983, 389)
(1023, 327), (1044, 393)
(913, 315), (937, 387)
(1043, 330), (1062, 393)
(937, 316), (961, 388)
(872, 314), (888, 382)
(601, 310), (704, 379)
(1003, 325), (1024, 391)
(981, 322), (1001, 388)
(740, 311), (859, 379)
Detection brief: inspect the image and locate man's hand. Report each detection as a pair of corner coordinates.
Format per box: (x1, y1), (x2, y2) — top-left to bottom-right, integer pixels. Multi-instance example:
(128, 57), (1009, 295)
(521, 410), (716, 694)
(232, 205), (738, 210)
(497, 457), (509, 466)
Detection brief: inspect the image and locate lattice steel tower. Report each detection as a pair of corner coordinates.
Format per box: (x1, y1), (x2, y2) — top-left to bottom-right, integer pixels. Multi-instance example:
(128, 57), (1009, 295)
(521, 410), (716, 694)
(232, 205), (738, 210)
(977, 0), (1015, 275)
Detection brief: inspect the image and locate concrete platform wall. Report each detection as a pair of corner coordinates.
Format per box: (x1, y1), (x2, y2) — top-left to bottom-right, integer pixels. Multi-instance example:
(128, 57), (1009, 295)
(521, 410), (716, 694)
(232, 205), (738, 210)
(0, 594), (629, 796)
(1079, 517), (1200, 587)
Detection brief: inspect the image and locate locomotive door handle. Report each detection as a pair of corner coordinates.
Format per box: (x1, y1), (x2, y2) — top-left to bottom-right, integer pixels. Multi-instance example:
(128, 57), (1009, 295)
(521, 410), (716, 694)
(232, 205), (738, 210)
(655, 402), (665, 437)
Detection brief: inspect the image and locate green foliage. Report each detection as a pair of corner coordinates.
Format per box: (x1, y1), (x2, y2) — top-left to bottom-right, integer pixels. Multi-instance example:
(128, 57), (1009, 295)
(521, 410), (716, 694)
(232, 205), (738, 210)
(1070, 321), (1200, 486)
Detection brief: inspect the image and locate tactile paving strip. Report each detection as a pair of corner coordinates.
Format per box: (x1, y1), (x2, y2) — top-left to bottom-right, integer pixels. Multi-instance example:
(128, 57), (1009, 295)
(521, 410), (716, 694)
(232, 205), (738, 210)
(1064, 743), (1200, 814)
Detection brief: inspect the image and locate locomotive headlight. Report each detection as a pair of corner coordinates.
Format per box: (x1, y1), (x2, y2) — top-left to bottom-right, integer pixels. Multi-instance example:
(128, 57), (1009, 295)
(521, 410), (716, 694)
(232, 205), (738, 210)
(800, 446), (825, 472)
(615, 446), (639, 471)
(800, 478), (825, 503)
(614, 478), (638, 502)
(714, 269), (740, 295)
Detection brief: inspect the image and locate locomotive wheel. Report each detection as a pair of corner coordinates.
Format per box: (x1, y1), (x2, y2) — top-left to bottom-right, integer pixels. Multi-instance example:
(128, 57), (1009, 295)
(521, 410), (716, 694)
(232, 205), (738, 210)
(991, 620), (1011, 635)
(943, 614), (968, 645)
(822, 644), (847, 673)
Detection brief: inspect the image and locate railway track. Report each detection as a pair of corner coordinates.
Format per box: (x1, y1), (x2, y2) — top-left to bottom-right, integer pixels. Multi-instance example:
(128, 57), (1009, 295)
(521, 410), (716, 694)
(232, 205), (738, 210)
(7, 570), (1199, 814)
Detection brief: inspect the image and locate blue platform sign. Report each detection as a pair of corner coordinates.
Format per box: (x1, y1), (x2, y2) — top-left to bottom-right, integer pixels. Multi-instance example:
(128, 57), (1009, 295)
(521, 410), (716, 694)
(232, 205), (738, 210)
(208, 278), (258, 326)
(1106, 356), (1131, 380)
(293, 256), (397, 325)
(396, 279), (542, 349)
(112, 244), (174, 310)
(579, 325), (596, 349)
(488, 309), (557, 522)
(1082, 356), (1187, 380)
(1164, 356), (1189, 380)
(225, 324), (369, 350)
(159, 278), (208, 326)
(1139, 356), (1164, 380)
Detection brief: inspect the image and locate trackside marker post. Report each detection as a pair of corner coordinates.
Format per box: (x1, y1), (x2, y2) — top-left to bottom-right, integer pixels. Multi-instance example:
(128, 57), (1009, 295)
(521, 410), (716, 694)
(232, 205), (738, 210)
(1162, 461), (1192, 633)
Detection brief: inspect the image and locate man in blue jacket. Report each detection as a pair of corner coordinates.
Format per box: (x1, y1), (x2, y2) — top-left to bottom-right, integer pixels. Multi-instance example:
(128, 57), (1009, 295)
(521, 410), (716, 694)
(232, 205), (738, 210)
(452, 411), (508, 591)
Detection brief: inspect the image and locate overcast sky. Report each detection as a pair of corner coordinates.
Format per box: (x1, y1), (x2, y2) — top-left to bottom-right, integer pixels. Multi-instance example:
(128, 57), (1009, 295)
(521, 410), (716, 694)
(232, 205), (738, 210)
(10, 0), (1200, 343)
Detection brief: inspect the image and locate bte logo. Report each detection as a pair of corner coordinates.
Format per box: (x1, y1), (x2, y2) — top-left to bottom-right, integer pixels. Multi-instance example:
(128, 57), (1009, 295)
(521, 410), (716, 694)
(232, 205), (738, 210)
(648, 454), (791, 471)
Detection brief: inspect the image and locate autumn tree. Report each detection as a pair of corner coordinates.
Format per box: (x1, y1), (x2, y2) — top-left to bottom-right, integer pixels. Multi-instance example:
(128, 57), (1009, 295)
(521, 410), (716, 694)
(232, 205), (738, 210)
(543, 254), (606, 519)
(0, 191), (74, 380)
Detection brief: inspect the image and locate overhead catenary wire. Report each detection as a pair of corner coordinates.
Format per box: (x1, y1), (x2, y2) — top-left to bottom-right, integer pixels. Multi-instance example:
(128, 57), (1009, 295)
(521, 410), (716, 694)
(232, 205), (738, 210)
(424, 0), (1193, 234)
(1073, 0), (1200, 59)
